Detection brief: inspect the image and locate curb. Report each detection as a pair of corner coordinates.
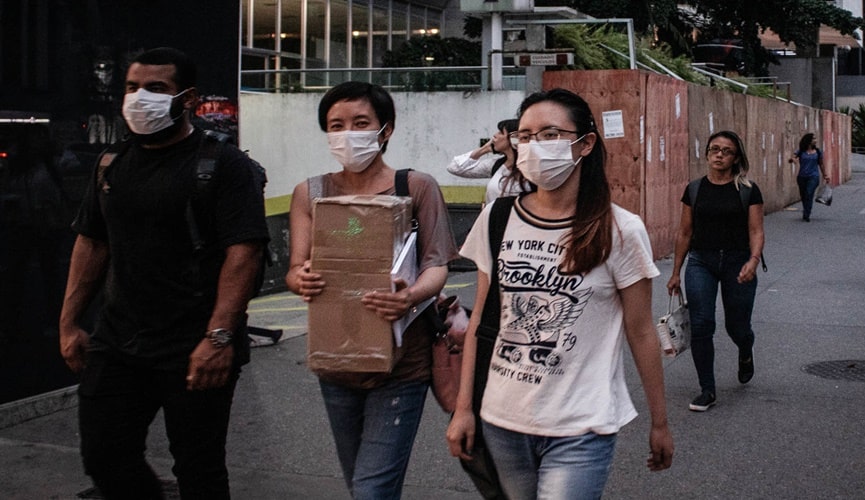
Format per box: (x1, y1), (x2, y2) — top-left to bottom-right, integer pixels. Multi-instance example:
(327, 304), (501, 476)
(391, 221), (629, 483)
(0, 385), (78, 429)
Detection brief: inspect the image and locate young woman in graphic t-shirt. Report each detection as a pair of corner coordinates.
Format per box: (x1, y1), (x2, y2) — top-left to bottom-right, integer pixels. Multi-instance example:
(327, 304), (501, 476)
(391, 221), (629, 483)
(446, 88), (673, 499)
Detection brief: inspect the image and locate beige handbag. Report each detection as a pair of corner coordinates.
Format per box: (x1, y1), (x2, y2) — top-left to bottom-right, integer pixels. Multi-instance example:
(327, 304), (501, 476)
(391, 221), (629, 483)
(656, 294), (691, 358)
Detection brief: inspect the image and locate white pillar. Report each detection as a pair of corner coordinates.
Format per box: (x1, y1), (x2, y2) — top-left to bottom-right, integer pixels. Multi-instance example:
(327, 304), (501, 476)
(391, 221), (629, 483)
(490, 13), (503, 90)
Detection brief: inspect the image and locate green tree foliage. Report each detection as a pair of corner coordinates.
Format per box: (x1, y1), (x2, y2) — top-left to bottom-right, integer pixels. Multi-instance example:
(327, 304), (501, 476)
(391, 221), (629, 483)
(552, 24), (777, 98)
(566, 0), (864, 76)
(464, 16), (483, 39)
(690, 0), (862, 75)
(565, 0), (691, 55)
(382, 36), (482, 90)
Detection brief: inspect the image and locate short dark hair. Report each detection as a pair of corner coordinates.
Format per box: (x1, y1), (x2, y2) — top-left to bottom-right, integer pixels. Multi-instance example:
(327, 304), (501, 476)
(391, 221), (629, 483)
(497, 119), (519, 134)
(132, 47), (197, 90)
(318, 81), (396, 153)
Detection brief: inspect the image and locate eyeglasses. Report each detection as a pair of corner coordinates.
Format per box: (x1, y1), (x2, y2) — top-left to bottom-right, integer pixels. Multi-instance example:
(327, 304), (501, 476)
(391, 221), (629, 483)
(707, 145), (737, 157)
(509, 126), (579, 147)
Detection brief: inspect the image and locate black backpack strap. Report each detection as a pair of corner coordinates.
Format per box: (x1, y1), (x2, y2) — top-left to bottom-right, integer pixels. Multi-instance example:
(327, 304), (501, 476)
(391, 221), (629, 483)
(95, 141), (131, 195)
(737, 183), (768, 272)
(469, 195), (515, 463)
(395, 168), (411, 197)
(479, 196), (515, 331)
(394, 168), (417, 231)
(187, 131), (230, 253)
(686, 178), (701, 209)
(489, 156), (507, 177)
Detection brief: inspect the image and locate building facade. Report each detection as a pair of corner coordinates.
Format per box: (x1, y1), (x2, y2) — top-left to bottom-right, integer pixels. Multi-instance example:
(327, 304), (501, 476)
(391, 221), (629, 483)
(240, 0), (457, 91)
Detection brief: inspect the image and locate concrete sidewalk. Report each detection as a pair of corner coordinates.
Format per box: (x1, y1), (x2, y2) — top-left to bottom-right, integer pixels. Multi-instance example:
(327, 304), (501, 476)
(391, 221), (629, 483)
(2, 174), (864, 499)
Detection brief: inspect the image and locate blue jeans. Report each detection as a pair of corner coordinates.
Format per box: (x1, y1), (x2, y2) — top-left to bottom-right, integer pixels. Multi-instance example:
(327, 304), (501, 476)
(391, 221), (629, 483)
(318, 379), (428, 500)
(482, 422), (617, 500)
(797, 175), (820, 219)
(684, 249), (757, 394)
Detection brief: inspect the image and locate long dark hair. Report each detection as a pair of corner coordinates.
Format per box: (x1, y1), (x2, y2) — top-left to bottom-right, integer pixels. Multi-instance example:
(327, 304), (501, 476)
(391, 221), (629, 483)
(798, 132), (816, 153)
(517, 88), (611, 276)
(494, 118), (533, 194)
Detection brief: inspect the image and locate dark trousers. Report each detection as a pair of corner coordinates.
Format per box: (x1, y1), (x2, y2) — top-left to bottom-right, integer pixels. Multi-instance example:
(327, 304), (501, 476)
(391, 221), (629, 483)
(797, 175), (820, 219)
(78, 352), (238, 500)
(684, 250), (757, 393)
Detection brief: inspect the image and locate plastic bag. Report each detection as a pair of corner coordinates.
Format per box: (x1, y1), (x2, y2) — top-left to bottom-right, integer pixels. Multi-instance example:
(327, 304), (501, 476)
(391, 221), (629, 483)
(656, 295), (691, 358)
(815, 184), (833, 206)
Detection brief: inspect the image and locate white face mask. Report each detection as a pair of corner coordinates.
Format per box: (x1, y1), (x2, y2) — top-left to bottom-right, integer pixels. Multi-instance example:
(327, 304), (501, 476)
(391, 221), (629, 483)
(517, 135), (586, 191)
(122, 88), (188, 135)
(326, 124), (386, 173)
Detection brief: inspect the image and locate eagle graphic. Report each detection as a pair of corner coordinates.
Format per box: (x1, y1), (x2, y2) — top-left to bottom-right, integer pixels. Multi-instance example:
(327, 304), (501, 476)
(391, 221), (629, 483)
(499, 288), (593, 347)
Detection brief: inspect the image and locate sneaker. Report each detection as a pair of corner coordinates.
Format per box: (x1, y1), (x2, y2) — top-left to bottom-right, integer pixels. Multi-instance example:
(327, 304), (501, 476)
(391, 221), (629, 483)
(689, 391), (716, 412)
(738, 352), (754, 384)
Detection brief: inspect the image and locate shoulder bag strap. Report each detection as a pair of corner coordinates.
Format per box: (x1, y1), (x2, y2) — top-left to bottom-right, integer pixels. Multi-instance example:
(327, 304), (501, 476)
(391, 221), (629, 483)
(471, 195), (515, 416)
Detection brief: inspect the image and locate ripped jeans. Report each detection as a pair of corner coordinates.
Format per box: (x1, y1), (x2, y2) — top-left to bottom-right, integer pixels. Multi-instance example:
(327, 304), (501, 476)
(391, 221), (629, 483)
(318, 379), (428, 500)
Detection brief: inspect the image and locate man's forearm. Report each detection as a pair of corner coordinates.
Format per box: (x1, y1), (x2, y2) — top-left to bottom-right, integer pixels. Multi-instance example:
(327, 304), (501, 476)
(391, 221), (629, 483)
(207, 241), (264, 331)
(60, 235), (109, 329)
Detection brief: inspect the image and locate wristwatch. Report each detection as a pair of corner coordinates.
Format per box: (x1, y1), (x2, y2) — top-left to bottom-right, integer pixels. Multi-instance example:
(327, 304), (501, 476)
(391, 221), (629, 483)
(206, 328), (234, 348)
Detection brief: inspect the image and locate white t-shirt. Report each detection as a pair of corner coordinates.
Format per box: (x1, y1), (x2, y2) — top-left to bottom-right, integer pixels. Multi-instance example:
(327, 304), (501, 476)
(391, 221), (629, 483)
(446, 152), (528, 204)
(460, 198), (659, 437)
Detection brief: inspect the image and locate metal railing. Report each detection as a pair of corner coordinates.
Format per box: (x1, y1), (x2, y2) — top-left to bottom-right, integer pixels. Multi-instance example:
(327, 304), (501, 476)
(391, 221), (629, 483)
(240, 65), (527, 93)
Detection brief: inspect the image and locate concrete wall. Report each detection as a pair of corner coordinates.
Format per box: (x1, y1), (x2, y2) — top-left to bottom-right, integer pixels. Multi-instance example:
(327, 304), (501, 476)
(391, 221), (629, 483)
(836, 75), (865, 110)
(239, 90), (526, 212)
(241, 89), (525, 292)
(769, 58), (813, 105)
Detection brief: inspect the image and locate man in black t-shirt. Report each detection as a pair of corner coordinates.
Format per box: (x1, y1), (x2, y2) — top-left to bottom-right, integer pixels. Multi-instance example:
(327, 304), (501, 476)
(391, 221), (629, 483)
(59, 47), (269, 499)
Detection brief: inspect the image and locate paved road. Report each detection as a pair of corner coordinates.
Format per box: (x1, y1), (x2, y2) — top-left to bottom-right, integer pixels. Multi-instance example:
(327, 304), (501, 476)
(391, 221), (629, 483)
(2, 174), (865, 499)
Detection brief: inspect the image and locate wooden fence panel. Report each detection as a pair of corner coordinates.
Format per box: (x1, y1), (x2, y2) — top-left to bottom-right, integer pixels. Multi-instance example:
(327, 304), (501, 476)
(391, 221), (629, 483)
(544, 70), (645, 216)
(643, 73), (689, 258)
(538, 69), (850, 258)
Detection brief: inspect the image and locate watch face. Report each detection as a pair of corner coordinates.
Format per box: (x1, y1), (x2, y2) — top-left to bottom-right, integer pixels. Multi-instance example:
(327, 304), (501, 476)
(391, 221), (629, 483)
(209, 329), (233, 346)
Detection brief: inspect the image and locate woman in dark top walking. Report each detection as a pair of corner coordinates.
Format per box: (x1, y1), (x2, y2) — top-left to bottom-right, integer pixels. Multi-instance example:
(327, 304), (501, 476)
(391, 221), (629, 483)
(667, 130), (765, 412)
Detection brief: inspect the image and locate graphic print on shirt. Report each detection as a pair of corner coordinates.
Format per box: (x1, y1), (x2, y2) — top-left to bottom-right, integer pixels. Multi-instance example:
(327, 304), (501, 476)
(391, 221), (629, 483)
(494, 234), (593, 372)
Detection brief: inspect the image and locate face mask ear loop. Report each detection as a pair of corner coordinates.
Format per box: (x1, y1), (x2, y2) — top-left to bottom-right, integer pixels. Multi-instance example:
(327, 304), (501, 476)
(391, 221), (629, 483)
(170, 88), (193, 122)
(569, 133), (588, 146)
(569, 133), (588, 166)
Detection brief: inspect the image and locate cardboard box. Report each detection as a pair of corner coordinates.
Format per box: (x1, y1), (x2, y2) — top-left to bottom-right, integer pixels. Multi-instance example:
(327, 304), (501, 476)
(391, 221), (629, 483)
(307, 195), (412, 373)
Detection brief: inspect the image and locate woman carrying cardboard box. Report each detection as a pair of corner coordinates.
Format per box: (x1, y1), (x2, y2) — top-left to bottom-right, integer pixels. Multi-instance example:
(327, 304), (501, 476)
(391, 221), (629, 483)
(286, 81), (459, 500)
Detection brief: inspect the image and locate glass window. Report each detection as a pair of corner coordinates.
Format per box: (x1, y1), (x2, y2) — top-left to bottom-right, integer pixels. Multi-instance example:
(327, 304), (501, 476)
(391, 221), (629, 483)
(241, 0), (280, 90)
(426, 9), (441, 38)
(409, 6), (425, 40)
(281, 0), (302, 58)
(251, 0), (279, 51)
(331, 0), (349, 69)
(391, 3), (408, 53)
(351, 0), (370, 68)
(306, 0), (328, 87)
(372, 0), (389, 66)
